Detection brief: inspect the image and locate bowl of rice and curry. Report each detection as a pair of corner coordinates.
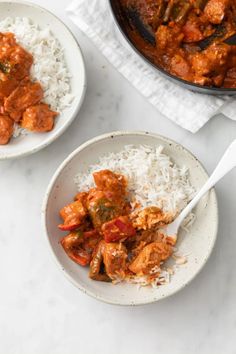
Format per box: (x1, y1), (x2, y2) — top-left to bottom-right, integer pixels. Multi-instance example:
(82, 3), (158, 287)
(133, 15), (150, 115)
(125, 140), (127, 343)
(0, 1), (86, 159)
(43, 132), (218, 305)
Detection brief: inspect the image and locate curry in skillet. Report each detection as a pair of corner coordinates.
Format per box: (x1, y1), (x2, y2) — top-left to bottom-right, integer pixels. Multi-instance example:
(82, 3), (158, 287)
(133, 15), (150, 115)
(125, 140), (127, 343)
(121, 0), (236, 88)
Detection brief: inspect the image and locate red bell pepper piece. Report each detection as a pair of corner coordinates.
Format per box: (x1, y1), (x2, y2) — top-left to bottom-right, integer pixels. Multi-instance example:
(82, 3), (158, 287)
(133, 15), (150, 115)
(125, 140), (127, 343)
(102, 216), (136, 243)
(58, 223), (81, 231)
(67, 251), (90, 266)
(61, 234), (91, 266)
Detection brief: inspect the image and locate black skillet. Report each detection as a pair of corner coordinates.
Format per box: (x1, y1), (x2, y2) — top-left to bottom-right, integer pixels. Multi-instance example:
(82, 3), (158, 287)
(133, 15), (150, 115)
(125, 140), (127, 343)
(108, 0), (236, 95)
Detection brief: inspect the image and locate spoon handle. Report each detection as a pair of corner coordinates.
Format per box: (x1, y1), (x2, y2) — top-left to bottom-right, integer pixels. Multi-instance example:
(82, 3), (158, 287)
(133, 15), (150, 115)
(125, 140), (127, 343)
(176, 140), (236, 225)
(225, 34), (236, 45)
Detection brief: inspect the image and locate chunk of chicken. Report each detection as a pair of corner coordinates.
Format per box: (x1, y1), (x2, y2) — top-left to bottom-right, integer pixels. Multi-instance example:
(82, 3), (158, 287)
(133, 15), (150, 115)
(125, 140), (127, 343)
(59, 200), (88, 231)
(93, 170), (127, 195)
(0, 32), (17, 58)
(191, 42), (231, 85)
(131, 206), (174, 230)
(156, 25), (184, 51)
(74, 191), (89, 204)
(103, 242), (128, 281)
(204, 0), (230, 24)
(0, 32), (33, 80)
(7, 45), (33, 80)
(4, 78), (43, 122)
(0, 114), (13, 145)
(129, 242), (172, 276)
(169, 53), (192, 81)
(126, 229), (166, 257)
(224, 67), (236, 88)
(89, 240), (127, 282)
(21, 104), (58, 132)
(182, 16), (205, 43)
(0, 99), (4, 114)
(87, 189), (127, 230)
(0, 72), (19, 99)
(192, 43), (230, 76)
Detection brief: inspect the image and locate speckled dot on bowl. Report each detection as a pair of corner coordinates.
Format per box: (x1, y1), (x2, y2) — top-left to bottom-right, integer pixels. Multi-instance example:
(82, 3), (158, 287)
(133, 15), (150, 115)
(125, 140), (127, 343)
(42, 131), (218, 305)
(0, 0), (86, 160)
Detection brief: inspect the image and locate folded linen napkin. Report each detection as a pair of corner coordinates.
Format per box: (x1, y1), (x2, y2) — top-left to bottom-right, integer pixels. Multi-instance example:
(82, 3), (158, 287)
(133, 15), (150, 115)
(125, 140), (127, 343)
(67, 0), (236, 133)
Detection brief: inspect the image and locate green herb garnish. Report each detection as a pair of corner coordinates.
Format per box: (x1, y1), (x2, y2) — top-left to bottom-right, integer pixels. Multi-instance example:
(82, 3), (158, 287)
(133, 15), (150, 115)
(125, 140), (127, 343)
(0, 61), (11, 74)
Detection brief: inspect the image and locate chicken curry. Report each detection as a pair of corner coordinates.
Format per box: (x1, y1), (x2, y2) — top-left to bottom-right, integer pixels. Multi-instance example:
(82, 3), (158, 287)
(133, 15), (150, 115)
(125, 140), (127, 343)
(59, 169), (175, 284)
(0, 32), (58, 145)
(121, 0), (236, 88)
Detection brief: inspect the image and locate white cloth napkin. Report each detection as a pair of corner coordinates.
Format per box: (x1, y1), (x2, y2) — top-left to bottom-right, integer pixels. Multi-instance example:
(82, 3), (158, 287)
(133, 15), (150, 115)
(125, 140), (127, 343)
(67, 0), (236, 133)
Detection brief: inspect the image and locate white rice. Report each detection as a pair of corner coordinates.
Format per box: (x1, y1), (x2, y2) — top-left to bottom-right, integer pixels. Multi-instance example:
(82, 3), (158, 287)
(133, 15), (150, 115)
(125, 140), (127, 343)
(74, 145), (195, 217)
(0, 17), (74, 137)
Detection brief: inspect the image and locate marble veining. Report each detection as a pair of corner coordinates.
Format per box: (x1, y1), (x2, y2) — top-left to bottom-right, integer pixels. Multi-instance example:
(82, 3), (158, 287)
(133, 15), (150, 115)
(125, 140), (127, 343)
(0, 1), (236, 353)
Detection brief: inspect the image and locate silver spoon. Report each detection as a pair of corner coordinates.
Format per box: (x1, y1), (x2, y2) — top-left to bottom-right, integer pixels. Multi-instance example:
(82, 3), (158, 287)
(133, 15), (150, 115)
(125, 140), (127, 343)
(166, 140), (236, 242)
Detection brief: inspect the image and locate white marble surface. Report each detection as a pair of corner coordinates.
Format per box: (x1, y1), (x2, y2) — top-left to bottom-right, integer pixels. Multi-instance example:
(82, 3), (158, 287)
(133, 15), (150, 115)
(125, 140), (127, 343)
(0, 1), (236, 353)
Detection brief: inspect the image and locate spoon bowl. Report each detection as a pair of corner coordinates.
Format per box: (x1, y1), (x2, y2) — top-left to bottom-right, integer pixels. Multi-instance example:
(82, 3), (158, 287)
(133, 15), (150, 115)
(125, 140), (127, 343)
(167, 139), (236, 242)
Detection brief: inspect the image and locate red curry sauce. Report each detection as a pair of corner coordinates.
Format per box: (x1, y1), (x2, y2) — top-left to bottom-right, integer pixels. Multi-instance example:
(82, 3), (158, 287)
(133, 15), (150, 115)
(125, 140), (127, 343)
(0, 32), (58, 145)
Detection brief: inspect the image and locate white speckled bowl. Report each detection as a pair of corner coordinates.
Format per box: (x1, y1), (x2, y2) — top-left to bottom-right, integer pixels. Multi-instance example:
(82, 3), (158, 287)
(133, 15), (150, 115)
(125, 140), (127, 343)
(42, 132), (218, 305)
(0, 1), (86, 160)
